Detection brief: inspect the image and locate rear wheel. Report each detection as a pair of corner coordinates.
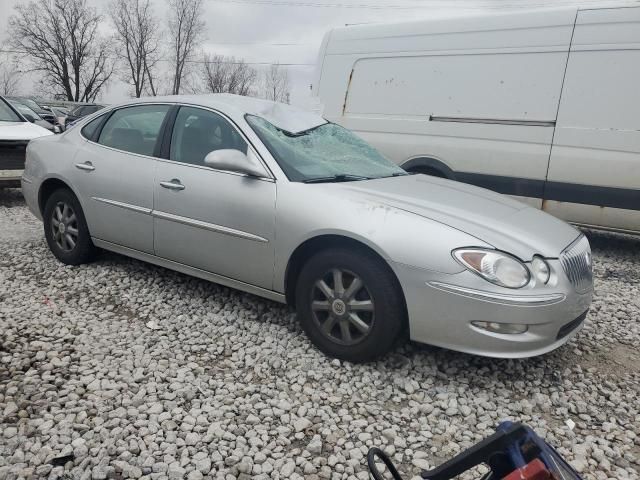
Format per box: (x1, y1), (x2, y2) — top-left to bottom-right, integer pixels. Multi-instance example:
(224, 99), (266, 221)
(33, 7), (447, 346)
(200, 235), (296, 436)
(295, 248), (406, 362)
(43, 188), (96, 265)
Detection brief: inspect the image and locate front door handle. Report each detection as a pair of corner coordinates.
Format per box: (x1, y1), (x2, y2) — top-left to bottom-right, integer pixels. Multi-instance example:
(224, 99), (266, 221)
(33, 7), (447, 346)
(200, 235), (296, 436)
(160, 179), (185, 191)
(75, 161), (95, 171)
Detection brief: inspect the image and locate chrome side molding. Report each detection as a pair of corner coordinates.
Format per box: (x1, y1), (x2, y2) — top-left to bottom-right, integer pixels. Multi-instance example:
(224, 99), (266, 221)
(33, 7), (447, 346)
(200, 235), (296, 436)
(90, 197), (267, 243)
(152, 210), (269, 243)
(92, 197), (152, 215)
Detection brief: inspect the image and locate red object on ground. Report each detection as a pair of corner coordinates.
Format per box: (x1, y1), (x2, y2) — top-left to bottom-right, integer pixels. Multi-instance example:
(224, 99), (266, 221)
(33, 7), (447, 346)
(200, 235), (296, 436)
(502, 459), (553, 480)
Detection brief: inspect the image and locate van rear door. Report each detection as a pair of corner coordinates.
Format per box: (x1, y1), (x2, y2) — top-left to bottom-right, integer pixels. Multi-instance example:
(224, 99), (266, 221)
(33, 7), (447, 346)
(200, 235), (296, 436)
(544, 6), (640, 233)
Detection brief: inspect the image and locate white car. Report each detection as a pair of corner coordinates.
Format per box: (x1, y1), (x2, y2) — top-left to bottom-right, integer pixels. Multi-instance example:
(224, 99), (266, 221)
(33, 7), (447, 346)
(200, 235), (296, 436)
(1, 96), (53, 187)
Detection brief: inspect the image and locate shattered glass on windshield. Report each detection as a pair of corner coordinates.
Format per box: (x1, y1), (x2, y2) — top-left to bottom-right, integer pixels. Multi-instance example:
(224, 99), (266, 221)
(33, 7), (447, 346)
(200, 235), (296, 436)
(246, 115), (407, 182)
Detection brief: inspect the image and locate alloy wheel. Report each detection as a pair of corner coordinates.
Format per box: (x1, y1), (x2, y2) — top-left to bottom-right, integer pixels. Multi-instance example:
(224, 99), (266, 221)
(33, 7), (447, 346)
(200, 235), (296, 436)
(310, 268), (375, 346)
(51, 201), (79, 252)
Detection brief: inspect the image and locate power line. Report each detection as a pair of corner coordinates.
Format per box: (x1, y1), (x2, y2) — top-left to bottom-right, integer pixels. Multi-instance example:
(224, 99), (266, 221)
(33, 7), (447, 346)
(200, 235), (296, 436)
(205, 41), (312, 46)
(187, 59), (314, 66)
(0, 49), (315, 67)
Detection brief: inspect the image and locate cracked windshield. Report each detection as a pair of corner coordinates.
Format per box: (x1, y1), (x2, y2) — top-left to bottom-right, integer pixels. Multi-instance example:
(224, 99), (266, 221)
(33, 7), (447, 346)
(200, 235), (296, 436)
(246, 115), (407, 182)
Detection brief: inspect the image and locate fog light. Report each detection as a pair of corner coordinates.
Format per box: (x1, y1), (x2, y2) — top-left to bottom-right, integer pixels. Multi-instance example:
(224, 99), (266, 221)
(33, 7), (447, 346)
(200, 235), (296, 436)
(472, 321), (528, 334)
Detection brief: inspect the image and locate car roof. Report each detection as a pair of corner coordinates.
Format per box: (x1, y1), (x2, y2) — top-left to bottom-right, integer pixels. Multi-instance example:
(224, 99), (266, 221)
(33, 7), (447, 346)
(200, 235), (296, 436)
(115, 93), (326, 134)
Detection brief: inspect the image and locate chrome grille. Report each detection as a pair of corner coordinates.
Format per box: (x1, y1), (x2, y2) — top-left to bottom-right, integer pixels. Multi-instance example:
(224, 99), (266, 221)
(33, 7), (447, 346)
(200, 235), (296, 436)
(560, 235), (593, 293)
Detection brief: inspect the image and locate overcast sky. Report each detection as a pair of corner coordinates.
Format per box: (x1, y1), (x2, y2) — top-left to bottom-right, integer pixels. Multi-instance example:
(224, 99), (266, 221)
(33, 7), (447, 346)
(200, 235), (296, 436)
(1, 0), (636, 107)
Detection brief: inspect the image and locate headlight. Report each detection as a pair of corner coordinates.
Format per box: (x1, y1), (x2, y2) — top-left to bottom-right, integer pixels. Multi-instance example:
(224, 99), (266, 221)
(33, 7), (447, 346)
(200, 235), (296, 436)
(531, 256), (550, 285)
(453, 248), (530, 289)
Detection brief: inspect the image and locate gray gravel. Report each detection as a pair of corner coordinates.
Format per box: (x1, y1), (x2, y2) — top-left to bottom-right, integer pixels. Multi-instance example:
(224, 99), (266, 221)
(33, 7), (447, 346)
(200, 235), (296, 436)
(1, 188), (639, 480)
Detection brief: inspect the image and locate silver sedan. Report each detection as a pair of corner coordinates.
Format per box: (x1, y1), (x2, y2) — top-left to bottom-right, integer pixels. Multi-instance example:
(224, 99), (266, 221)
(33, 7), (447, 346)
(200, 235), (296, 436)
(21, 94), (593, 362)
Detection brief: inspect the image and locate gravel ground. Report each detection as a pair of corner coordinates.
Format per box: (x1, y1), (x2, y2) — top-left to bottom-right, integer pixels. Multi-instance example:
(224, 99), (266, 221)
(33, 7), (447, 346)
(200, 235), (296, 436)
(1, 188), (639, 480)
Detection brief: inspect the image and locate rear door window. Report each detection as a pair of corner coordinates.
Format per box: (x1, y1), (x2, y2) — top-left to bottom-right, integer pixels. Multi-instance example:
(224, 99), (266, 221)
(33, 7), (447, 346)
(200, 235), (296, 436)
(98, 105), (170, 156)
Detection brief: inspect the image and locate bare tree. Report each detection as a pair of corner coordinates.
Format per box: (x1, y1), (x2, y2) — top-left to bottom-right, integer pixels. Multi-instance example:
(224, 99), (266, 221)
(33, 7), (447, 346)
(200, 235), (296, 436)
(228, 60), (258, 97)
(201, 54), (226, 94)
(262, 63), (290, 104)
(201, 54), (257, 96)
(8, 0), (114, 102)
(167, 0), (205, 95)
(110, 0), (161, 98)
(0, 56), (22, 96)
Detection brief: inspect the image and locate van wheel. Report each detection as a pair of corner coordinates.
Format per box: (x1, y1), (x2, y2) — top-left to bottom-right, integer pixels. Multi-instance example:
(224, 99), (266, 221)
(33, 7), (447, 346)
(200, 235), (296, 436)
(43, 188), (97, 265)
(295, 248), (406, 362)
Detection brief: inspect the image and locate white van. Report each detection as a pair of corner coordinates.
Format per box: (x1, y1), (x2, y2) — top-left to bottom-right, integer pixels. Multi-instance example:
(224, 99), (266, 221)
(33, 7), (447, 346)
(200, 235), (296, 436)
(314, 6), (640, 234)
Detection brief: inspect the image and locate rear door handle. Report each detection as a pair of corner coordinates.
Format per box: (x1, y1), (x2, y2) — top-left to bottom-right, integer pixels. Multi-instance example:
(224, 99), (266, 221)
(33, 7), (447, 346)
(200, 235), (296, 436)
(75, 161), (95, 171)
(160, 179), (185, 191)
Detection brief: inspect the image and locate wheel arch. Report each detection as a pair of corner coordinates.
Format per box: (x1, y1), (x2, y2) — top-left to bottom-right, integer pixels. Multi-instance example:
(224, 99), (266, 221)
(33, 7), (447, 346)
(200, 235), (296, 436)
(401, 157), (456, 179)
(284, 234), (407, 319)
(38, 176), (78, 216)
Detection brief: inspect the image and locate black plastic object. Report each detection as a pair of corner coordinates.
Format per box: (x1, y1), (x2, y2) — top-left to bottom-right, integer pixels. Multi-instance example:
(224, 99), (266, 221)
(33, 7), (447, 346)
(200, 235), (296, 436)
(367, 447), (405, 480)
(366, 422), (583, 480)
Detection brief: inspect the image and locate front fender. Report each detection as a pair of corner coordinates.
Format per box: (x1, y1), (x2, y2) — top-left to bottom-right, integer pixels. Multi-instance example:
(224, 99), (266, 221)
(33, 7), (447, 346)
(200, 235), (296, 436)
(273, 182), (490, 292)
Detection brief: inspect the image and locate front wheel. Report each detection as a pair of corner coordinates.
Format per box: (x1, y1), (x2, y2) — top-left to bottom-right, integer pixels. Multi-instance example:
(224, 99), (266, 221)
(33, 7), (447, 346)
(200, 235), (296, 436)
(295, 248), (406, 362)
(43, 188), (97, 265)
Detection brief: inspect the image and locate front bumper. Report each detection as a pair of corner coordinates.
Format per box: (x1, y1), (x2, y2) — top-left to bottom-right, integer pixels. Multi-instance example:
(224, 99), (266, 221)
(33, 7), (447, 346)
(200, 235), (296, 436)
(395, 260), (593, 358)
(1, 139), (29, 186)
(0, 169), (23, 187)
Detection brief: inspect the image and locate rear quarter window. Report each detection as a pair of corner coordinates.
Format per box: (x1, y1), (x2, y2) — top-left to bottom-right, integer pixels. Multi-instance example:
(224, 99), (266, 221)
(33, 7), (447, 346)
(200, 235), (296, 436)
(84, 105), (102, 115)
(80, 114), (108, 141)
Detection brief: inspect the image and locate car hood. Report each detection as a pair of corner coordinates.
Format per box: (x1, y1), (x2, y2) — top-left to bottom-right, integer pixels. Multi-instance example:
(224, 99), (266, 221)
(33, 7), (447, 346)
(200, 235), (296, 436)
(35, 120), (55, 131)
(338, 174), (580, 259)
(0, 121), (53, 140)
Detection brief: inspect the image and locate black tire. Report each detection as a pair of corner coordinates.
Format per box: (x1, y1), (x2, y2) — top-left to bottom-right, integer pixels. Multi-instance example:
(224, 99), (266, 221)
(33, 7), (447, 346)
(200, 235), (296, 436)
(295, 248), (406, 362)
(43, 188), (96, 265)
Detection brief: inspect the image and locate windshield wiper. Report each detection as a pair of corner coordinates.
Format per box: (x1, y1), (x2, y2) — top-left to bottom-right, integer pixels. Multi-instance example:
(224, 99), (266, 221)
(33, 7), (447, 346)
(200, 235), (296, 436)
(303, 174), (370, 184)
(368, 171), (413, 180)
(281, 121), (329, 138)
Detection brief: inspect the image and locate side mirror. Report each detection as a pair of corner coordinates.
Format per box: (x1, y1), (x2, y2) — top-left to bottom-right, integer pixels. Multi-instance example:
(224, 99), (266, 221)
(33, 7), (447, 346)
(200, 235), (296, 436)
(53, 125), (61, 134)
(24, 113), (36, 123)
(204, 149), (269, 178)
